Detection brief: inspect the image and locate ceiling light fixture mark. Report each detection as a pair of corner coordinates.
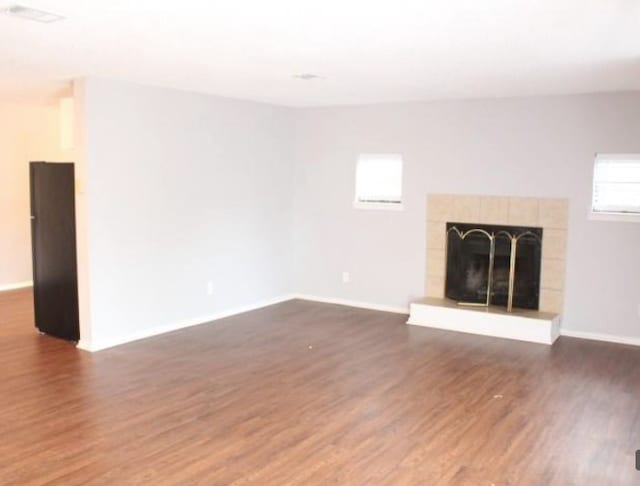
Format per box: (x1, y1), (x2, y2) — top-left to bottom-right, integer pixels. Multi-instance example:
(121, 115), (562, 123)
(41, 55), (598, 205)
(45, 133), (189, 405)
(293, 73), (322, 81)
(2, 4), (66, 23)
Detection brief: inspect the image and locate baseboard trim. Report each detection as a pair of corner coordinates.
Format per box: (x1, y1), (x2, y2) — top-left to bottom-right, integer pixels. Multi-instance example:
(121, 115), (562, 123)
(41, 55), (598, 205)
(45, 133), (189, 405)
(559, 329), (640, 347)
(76, 339), (94, 352)
(293, 295), (640, 346)
(293, 294), (409, 315)
(73, 291), (640, 352)
(0, 281), (33, 292)
(76, 293), (297, 352)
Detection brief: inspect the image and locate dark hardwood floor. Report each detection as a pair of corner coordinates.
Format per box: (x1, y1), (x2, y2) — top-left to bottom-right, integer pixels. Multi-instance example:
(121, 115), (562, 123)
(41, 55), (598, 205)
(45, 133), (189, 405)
(1, 288), (639, 485)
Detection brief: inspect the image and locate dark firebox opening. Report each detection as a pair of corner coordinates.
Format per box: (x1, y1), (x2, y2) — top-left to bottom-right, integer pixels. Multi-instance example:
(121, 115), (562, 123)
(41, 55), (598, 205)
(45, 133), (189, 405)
(445, 222), (542, 310)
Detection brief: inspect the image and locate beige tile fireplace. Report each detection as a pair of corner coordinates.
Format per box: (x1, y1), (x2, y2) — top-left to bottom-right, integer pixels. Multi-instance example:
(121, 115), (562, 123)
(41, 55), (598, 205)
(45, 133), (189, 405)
(425, 194), (569, 314)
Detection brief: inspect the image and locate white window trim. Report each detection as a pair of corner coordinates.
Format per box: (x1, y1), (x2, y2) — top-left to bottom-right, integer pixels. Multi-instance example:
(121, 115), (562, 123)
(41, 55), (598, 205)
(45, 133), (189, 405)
(353, 201), (405, 211)
(590, 153), (640, 223)
(588, 210), (640, 223)
(353, 153), (404, 211)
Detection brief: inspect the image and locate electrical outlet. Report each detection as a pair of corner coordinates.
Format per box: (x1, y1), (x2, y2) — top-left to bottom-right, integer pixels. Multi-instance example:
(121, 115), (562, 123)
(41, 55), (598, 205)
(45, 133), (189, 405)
(342, 272), (350, 284)
(206, 281), (214, 296)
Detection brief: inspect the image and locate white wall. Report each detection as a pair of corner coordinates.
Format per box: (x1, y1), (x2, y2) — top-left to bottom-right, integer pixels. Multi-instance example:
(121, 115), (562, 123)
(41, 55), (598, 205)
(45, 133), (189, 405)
(75, 79), (295, 350)
(73, 81), (640, 349)
(292, 93), (640, 341)
(0, 101), (73, 288)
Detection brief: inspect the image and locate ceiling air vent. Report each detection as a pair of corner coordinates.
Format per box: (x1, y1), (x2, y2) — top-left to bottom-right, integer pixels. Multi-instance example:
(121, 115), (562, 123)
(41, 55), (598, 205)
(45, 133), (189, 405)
(2, 4), (65, 23)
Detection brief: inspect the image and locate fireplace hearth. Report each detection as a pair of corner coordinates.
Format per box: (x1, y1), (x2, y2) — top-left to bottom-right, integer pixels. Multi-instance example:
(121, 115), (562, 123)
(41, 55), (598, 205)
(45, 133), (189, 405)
(445, 222), (542, 311)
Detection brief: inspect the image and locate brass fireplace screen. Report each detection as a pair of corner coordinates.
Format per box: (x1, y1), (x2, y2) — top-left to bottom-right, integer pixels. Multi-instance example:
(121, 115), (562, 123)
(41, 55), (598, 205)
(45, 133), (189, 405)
(445, 223), (543, 312)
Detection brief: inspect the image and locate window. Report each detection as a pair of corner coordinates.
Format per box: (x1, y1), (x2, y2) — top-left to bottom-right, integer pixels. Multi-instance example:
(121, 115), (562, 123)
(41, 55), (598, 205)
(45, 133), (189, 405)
(591, 154), (640, 221)
(354, 154), (403, 210)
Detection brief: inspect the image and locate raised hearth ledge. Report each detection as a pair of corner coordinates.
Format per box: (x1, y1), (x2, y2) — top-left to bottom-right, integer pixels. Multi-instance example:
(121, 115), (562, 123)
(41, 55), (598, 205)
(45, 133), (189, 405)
(407, 297), (560, 345)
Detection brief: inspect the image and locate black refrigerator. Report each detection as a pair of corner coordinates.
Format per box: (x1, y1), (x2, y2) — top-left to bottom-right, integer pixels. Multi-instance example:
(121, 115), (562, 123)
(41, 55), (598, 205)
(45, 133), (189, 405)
(29, 162), (80, 342)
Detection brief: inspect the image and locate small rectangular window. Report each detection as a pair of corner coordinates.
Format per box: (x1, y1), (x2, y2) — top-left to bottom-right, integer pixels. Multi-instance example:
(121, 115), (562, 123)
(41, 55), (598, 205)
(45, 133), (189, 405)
(354, 154), (403, 210)
(592, 154), (640, 218)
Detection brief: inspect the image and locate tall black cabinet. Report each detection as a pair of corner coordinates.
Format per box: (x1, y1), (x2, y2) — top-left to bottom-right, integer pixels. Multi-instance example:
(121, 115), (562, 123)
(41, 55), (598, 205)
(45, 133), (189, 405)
(29, 162), (80, 342)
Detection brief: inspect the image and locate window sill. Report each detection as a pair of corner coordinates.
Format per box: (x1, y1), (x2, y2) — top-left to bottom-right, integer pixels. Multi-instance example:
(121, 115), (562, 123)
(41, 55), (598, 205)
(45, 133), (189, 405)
(588, 211), (640, 223)
(353, 201), (404, 211)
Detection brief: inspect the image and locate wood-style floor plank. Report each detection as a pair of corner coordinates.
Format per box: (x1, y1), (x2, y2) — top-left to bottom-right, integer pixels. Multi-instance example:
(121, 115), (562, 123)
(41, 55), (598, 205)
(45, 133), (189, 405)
(1, 288), (639, 485)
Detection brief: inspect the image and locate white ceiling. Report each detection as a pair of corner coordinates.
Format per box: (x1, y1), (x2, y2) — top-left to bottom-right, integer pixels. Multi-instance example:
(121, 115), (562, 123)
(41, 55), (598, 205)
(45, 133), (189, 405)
(1, 0), (639, 107)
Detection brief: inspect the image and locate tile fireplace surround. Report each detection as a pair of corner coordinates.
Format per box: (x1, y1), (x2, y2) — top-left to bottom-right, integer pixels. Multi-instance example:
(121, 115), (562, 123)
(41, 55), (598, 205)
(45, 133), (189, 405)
(425, 194), (569, 314)
(409, 194), (568, 344)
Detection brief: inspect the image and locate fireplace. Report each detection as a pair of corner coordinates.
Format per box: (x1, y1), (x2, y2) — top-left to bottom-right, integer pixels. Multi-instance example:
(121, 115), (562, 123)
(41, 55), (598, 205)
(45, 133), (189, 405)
(445, 222), (542, 311)
(411, 194), (567, 344)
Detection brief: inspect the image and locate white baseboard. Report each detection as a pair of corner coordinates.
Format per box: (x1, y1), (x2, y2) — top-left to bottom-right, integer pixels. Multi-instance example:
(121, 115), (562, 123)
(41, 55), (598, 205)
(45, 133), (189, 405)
(559, 329), (640, 347)
(0, 281), (33, 292)
(294, 294), (639, 347)
(293, 294), (409, 315)
(76, 293), (297, 352)
(73, 290), (640, 352)
(75, 339), (94, 352)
